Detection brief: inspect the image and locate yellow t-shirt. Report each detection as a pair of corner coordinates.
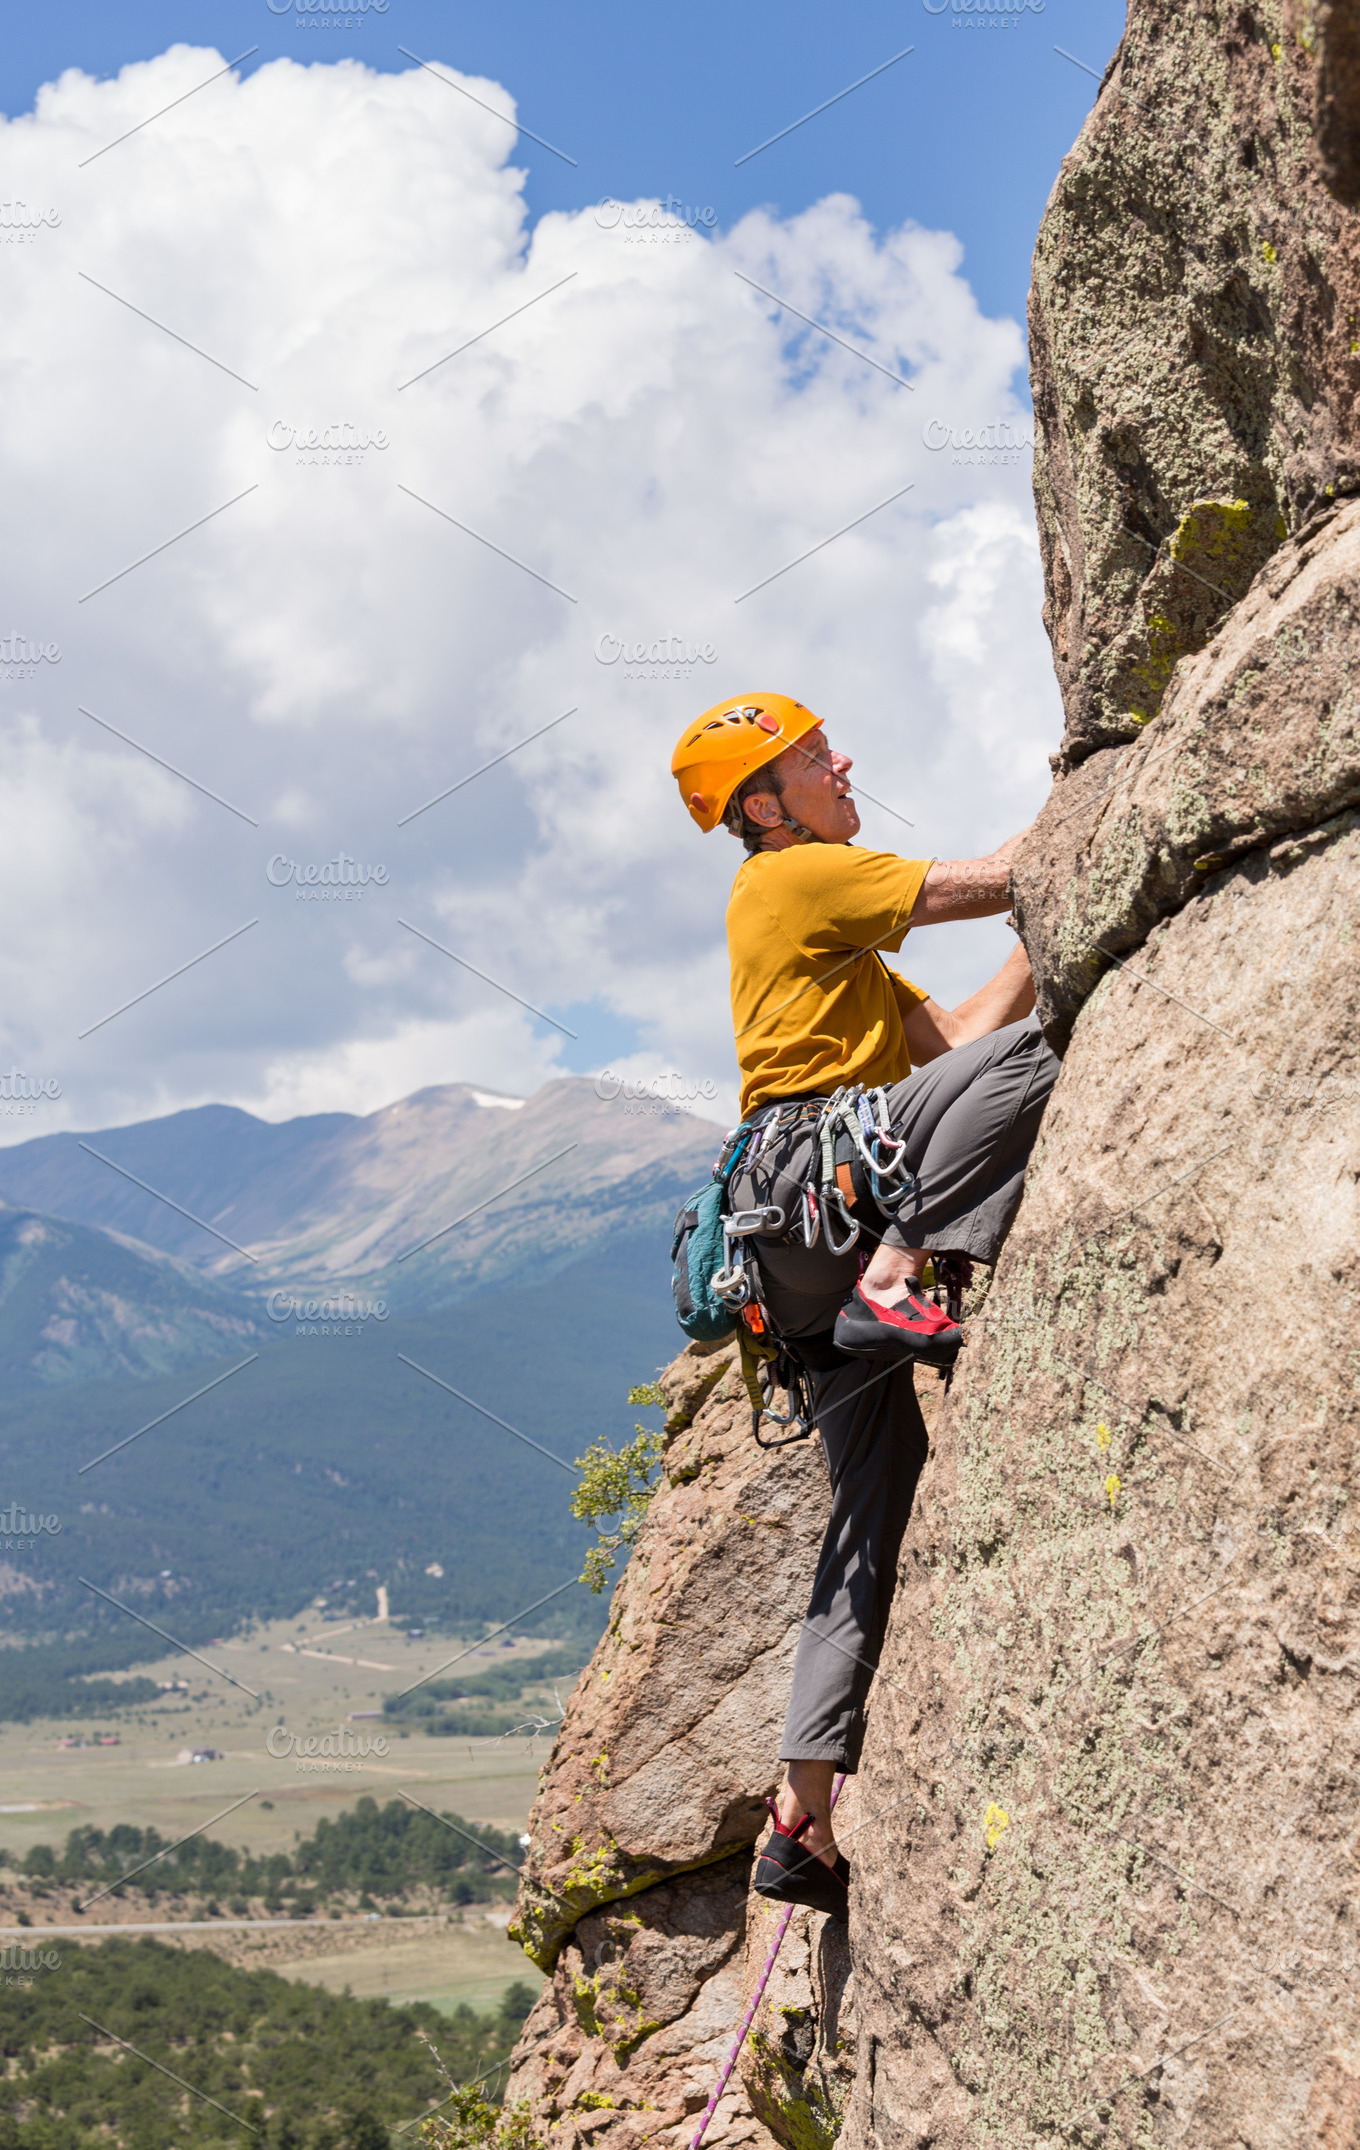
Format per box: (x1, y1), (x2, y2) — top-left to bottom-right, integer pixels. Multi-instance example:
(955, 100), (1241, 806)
(727, 844), (933, 1116)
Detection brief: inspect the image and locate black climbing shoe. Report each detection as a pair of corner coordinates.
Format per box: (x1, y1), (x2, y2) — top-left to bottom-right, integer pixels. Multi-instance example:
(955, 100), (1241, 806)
(753, 1809), (850, 1922)
(832, 1279), (962, 1368)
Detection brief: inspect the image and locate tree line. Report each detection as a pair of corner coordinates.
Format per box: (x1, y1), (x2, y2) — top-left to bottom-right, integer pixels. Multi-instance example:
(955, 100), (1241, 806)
(5, 1796), (523, 1913)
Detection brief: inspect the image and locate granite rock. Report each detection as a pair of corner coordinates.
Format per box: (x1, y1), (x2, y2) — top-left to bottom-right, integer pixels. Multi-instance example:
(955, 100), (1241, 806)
(847, 815), (1360, 2147)
(1014, 496), (1360, 1046)
(737, 1883), (857, 2150)
(503, 1855), (781, 2150)
(509, 1340), (831, 1973)
(1029, 0), (1360, 765)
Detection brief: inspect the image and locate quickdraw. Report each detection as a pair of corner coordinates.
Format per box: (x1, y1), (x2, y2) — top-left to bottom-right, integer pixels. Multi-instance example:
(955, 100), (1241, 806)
(803, 1084), (916, 1251)
(749, 1331), (816, 1449)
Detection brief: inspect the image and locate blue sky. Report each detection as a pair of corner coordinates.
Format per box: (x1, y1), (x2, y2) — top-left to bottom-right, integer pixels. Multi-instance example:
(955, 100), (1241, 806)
(1, 0), (1126, 327)
(0, 2), (1126, 1127)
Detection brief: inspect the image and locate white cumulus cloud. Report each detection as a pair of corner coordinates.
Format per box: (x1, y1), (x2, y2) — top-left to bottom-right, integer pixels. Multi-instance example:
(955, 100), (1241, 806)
(0, 45), (1061, 1139)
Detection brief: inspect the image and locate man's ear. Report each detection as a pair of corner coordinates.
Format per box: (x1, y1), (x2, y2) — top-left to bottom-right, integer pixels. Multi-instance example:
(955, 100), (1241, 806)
(744, 787), (783, 829)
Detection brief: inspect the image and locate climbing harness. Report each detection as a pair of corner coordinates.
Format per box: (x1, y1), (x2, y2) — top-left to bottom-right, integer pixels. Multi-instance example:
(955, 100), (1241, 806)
(688, 1775), (845, 2149)
(804, 1083), (916, 1254)
(677, 1083), (926, 1443)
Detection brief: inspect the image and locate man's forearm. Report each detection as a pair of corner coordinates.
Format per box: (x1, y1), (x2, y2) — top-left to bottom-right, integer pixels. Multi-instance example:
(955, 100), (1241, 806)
(910, 838), (1026, 927)
(940, 942), (1036, 1045)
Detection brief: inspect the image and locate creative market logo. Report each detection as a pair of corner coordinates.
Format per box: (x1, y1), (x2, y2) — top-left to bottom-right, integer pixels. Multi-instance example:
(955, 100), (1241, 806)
(267, 0), (388, 23)
(2, 1942), (60, 1988)
(0, 1069), (61, 1118)
(267, 1290), (389, 1335)
(1251, 1068), (1360, 1116)
(267, 421), (390, 466)
(594, 633), (718, 682)
(594, 197), (717, 243)
(0, 1503), (61, 1551)
(923, 417), (1034, 466)
(595, 1070), (718, 1118)
(267, 1721), (390, 1771)
(922, 0), (1045, 27)
(267, 853), (389, 902)
(0, 202), (61, 244)
(0, 633), (61, 682)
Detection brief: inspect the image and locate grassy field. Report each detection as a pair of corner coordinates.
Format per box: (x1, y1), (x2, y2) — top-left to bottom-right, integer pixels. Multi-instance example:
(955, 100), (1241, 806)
(0, 1608), (574, 2010)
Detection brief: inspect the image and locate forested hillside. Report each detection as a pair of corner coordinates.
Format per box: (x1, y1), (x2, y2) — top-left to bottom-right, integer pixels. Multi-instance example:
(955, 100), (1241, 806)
(0, 1937), (534, 2148)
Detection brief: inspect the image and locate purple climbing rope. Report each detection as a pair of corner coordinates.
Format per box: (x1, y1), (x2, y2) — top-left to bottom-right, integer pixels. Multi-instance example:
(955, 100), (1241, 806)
(687, 1774), (844, 2149)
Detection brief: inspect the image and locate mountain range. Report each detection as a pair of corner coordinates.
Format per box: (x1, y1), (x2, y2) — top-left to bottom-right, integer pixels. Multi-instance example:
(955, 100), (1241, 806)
(0, 1079), (721, 1322)
(0, 1080), (725, 1711)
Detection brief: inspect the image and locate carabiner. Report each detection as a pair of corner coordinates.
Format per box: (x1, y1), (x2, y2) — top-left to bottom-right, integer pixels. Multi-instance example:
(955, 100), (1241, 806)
(800, 1186), (820, 1249)
(710, 1261), (752, 1308)
(725, 1206), (787, 1237)
(752, 1359), (815, 1448)
(753, 1404), (814, 1449)
(866, 1129), (909, 1181)
(820, 1188), (861, 1255)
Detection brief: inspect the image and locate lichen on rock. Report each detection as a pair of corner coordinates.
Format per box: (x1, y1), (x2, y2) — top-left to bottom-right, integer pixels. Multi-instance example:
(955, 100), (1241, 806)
(739, 1895), (857, 2150)
(1030, 0), (1360, 768)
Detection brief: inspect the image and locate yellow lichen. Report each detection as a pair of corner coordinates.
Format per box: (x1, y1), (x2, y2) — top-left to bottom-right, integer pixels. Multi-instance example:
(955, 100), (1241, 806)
(1262, 241), (1277, 265)
(1105, 1474), (1122, 1510)
(984, 1804), (1011, 1852)
(1096, 1422), (1112, 1453)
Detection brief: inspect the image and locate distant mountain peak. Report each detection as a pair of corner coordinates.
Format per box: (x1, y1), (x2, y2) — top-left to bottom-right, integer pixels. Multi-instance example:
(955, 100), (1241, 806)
(396, 1081), (527, 1115)
(0, 1074), (722, 1315)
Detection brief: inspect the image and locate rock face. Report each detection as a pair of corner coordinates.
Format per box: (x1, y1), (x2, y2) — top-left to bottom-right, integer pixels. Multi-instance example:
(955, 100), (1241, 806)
(507, 1855), (777, 2150)
(847, 815), (1360, 2146)
(845, 4), (1360, 2143)
(1014, 498), (1360, 1046)
(738, 1890), (857, 2150)
(510, 1340), (830, 1977)
(1029, 0), (1360, 773)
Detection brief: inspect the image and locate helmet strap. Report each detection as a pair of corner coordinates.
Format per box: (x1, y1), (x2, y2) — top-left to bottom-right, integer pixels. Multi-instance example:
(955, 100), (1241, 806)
(766, 815), (818, 846)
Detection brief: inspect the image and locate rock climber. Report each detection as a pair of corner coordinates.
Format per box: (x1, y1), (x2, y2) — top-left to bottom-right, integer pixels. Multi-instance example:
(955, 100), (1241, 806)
(671, 692), (1059, 1916)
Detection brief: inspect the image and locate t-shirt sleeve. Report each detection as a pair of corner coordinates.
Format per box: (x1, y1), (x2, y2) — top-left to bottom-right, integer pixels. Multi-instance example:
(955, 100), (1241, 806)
(776, 847), (933, 957)
(882, 963), (930, 1021)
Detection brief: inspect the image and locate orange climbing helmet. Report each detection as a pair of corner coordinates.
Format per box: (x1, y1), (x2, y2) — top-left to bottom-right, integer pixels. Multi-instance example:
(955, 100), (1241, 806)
(671, 693), (822, 832)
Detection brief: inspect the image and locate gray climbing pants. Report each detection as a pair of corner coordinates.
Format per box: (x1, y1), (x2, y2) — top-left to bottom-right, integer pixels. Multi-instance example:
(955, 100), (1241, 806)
(729, 1018), (1059, 1769)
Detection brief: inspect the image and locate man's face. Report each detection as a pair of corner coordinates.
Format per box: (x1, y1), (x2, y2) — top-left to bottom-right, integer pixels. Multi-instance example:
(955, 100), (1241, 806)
(748, 729), (860, 845)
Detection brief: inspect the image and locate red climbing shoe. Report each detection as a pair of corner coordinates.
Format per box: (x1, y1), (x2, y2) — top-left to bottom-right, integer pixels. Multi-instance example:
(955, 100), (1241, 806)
(753, 1807), (850, 1921)
(832, 1279), (962, 1368)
